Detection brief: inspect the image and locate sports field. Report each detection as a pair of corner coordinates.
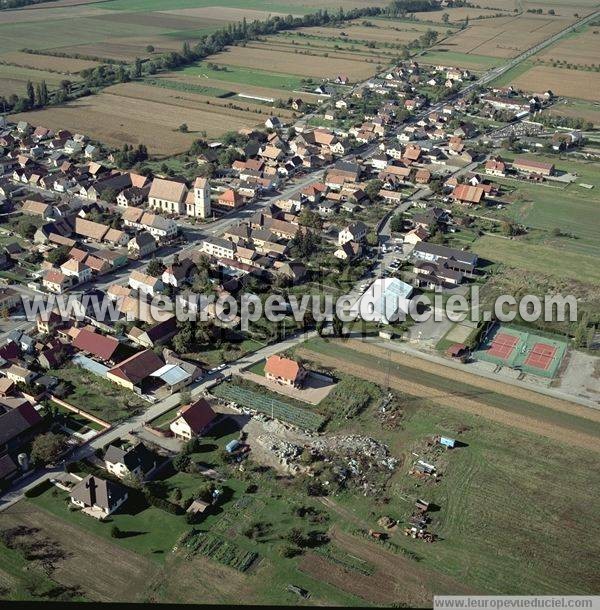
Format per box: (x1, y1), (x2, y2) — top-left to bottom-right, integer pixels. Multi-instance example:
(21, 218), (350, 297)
(475, 324), (568, 378)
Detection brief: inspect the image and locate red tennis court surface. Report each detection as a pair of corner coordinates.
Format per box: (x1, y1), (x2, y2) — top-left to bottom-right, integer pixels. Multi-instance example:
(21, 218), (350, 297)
(487, 332), (519, 359)
(524, 342), (556, 370)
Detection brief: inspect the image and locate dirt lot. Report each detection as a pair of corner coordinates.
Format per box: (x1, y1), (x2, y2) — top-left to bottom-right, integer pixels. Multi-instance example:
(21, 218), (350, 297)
(297, 340), (600, 451)
(10, 83), (264, 155)
(510, 65), (600, 101)
(208, 44), (379, 80)
(0, 501), (158, 602)
(0, 51), (99, 73)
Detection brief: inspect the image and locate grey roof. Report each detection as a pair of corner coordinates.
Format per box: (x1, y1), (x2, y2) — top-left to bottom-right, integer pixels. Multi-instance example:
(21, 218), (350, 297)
(70, 474), (128, 510)
(104, 442), (156, 474)
(413, 242), (478, 266)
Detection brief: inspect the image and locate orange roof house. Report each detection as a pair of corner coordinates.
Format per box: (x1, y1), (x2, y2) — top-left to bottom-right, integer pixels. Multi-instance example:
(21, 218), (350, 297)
(264, 355), (308, 388)
(451, 184), (484, 205)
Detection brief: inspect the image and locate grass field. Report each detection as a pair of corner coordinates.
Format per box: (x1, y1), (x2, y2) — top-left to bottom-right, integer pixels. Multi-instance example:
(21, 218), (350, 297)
(177, 62), (306, 91)
(472, 235), (600, 285)
(417, 49), (504, 70)
(542, 98), (600, 126)
(0, 499), (158, 602)
(0, 63), (81, 97)
(49, 365), (147, 423)
(296, 338), (600, 449)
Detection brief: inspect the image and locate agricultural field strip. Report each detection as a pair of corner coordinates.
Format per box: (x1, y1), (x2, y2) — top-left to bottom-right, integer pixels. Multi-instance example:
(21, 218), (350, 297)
(296, 343), (600, 451)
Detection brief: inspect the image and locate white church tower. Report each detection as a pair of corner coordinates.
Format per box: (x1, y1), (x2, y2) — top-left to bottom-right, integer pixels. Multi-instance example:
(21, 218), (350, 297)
(189, 177), (211, 218)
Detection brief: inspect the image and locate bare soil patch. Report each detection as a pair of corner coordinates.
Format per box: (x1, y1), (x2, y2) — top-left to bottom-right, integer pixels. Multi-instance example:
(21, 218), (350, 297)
(0, 501), (157, 602)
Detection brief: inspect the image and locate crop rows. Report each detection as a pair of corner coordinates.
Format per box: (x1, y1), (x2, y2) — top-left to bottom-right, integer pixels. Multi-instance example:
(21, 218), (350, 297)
(187, 533), (258, 572)
(212, 383), (325, 431)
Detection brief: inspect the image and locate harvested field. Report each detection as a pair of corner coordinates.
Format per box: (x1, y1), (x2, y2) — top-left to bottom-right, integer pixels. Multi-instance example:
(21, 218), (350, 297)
(433, 15), (575, 59)
(509, 65), (600, 102)
(208, 44), (380, 80)
(538, 27), (600, 65)
(90, 11), (226, 31)
(0, 501), (158, 602)
(301, 19), (447, 45)
(414, 6), (512, 21)
(0, 51), (99, 73)
(54, 37), (187, 62)
(297, 339), (600, 451)
(10, 83), (263, 155)
(246, 39), (393, 64)
(0, 5), (105, 26)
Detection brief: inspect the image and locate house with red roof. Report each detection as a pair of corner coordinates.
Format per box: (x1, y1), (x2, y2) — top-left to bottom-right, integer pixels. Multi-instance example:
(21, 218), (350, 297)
(264, 355), (308, 388)
(107, 349), (164, 392)
(170, 398), (216, 440)
(72, 328), (120, 363)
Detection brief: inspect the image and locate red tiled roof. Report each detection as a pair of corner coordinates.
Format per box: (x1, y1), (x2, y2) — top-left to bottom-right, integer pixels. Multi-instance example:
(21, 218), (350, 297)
(264, 355), (304, 383)
(179, 398), (216, 433)
(73, 328), (119, 361)
(108, 349), (163, 385)
(452, 184), (484, 204)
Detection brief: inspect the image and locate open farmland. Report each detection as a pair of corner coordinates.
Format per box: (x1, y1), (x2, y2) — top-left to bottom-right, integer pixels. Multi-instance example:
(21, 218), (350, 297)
(509, 65), (600, 101)
(299, 18), (448, 45)
(205, 44), (381, 80)
(543, 98), (600, 126)
(537, 26), (600, 66)
(10, 82), (265, 155)
(154, 72), (322, 103)
(0, 501), (158, 602)
(0, 51), (99, 74)
(0, 63), (81, 98)
(429, 13), (577, 60)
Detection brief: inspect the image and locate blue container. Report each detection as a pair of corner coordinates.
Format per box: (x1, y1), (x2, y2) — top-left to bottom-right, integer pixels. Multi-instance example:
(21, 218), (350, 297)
(225, 439), (240, 453)
(440, 437), (456, 448)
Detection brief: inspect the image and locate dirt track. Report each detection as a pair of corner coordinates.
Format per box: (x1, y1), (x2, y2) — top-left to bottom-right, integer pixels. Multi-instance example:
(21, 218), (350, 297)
(298, 341), (600, 452)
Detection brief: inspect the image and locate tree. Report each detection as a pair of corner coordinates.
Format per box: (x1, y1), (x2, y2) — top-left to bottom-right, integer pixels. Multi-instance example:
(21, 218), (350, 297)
(390, 213), (405, 233)
(573, 314), (589, 348)
(441, 12), (449, 23)
(31, 432), (67, 465)
(111, 526), (122, 539)
(16, 219), (37, 240)
(178, 123), (189, 133)
(364, 178), (383, 202)
(146, 258), (165, 277)
(134, 57), (143, 79)
(146, 45), (155, 53)
(26, 80), (34, 107)
(46, 245), (70, 266)
(173, 453), (192, 472)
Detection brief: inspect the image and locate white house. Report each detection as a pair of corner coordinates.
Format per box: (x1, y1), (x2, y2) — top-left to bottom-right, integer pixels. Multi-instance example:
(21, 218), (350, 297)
(338, 221), (367, 246)
(170, 398), (216, 441)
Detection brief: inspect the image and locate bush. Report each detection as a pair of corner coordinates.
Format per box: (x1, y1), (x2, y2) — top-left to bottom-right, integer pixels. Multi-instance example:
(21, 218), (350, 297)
(111, 526), (121, 539)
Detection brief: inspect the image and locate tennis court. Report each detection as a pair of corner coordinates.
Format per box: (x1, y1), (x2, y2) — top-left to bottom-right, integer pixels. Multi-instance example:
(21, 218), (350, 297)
(475, 324), (567, 378)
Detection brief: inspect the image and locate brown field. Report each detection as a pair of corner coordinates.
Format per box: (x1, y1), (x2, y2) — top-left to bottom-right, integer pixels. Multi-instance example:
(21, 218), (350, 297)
(90, 11), (226, 31)
(510, 65), (600, 101)
(10, 83), (264, 155)
(209, 44), (381, 80)
(157, 73), (320, 103)
(0, 501), (158, 602)
(432, 14), (575, 58)
(299, 527), (474, 606)
(297, 340), (600, 452)
(0, 51), (99, 73)
(52, 37), (187, 62)
(538, 27), (600, 65)
(415, 6), (512, 21)
(245, 39), (393, 64)
(301, 19), (447, 45)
